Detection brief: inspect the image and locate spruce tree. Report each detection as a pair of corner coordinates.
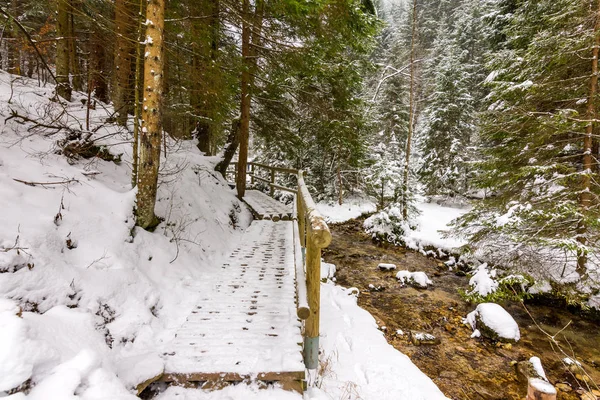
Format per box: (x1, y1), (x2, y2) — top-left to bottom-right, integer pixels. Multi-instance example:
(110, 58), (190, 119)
(456, 0), (600, 283)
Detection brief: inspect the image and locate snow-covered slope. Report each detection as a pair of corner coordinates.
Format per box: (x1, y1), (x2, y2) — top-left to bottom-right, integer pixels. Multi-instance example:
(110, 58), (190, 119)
(0, 71), (252, 397)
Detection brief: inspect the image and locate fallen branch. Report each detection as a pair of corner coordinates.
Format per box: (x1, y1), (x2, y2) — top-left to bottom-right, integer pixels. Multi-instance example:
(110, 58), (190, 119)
(13, 178), (79, 187)
(5, 110), (66, 136)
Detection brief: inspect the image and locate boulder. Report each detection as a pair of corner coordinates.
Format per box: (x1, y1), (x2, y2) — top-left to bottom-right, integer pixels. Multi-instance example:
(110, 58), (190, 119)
(465, 303), (520, 343)
(396, 270), (432, 289)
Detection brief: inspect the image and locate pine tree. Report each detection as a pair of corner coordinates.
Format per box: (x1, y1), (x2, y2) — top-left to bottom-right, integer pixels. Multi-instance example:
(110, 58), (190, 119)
(456, 0), (600, 282)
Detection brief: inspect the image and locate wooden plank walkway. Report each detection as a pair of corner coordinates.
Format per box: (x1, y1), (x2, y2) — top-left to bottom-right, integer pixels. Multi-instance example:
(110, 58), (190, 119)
(243, 190), (293, 220)
(160, 219), (305, 390)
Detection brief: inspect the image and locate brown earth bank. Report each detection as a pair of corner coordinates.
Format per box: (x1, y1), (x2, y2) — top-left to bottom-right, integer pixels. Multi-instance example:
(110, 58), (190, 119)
(322, 217), (600, 400)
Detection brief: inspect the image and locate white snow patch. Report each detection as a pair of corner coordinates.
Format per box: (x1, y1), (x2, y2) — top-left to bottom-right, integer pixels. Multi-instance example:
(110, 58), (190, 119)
(528, 378), (556, 395)
(321, 261), (336, 280)
(468, 263), (498, 297)
(465, 303), (520, 342)
(402, 200), (468, 252)
(378, 263), (397, 271)
(529, 356), (548, 380)
(317, 196), (376, 223)
(316, 278), (448, 399)
(396, 270), (432, 288)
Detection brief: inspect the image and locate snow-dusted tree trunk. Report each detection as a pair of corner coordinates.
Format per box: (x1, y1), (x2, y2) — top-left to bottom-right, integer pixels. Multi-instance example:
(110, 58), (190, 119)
(402, 0), (417, 221)
(577, 0), (600, 278)
(113, 0), (135, 126)
(56, 0), (71, 101)
(68, 1), (82, 92)
(7, 0), (20, 75)
(236, 0), (264, 199)
(136, 0), (165, 230)
(132, 0), (145, 188)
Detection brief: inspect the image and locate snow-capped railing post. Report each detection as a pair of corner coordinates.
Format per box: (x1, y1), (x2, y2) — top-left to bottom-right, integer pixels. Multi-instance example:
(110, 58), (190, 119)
(296, 170), (332, 370)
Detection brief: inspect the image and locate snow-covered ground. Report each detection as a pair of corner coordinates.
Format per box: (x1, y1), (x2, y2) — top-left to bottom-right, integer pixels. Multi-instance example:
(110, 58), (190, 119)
(0, 72), (252, 397)
(155, 278), (449, 400)
(311, 280), (448, 400)
(316, 196), (376, 224)
(0, 72), (448, 399)
(405, 200), (468, 252)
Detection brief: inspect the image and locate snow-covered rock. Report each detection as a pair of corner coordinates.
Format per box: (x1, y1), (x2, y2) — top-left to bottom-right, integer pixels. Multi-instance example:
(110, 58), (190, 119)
(321, 261), (336, 280)
(396, 270), (432, 288)
(378, 263), (397, 271)
(465, 303), (520, 342)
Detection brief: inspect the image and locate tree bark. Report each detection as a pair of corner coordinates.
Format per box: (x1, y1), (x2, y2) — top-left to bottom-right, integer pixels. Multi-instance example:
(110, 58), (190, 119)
(402, 0), (417, 221)
(68, 1), (82, 91)
(132, 0), (145, 188)
(577, 0), (600, 278)
(236, 0), (264, 199)
(89, 30), (108, 103)
(215, 118), (241, 177)
(7, 0), (20, 75)
(113, 0), (135, 125)
(136, 0), (165, 230)
(56, 0), (72, 101)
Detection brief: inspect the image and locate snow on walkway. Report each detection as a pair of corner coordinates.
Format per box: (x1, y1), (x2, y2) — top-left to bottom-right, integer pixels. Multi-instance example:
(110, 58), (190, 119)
(163, 220), (304, 379)
(157, 280), (448, 400)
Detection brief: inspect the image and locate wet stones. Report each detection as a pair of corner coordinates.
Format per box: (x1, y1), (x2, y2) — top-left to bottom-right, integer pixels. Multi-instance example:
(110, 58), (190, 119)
(409, 331), (440, 346)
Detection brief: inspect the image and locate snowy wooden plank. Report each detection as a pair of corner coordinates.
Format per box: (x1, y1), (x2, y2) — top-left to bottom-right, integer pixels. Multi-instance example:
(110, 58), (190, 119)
(243, 190), (293, 220)
(162, 220), (304, 382)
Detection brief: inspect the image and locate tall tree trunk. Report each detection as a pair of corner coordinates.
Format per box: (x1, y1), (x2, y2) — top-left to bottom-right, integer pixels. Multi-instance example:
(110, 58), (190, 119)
(7, 0), (20, 75)
(402, 0), (417, 221)
(113, 0), (135, 125)
(68, 1), (82, 91)
(236, 0), (264, 199)
(136, 0), (165, 230)
(215, 118), (241, 177)
(193, 0), (221, 155)
(577, 0), (600, 278)
(56, 0), (72, 101)
(132, 0), (145, 188)
(89, 30), (108, 102)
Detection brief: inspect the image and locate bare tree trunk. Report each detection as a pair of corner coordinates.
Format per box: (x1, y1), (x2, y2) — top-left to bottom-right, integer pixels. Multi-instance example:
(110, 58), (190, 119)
(113, 0), (135, 125)
(89, 30), (108, 102)
(577, 0), (600, 278)
(338, 166), (343, 205)
(136, 0), (165, 230)
(132, 0), (145, 188)
(236, 0), (264, 199)
(7, 0), (20, 75)
(215, 118), (241, 177)
(69, 1), (82, 92)
(236, 0), (252, 200)
(56, 0), (72, 101)
(402, 0), (417, 221)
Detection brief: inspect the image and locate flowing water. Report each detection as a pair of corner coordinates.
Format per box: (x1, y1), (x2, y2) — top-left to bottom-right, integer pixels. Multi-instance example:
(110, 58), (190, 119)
(322, 218), (600, 400)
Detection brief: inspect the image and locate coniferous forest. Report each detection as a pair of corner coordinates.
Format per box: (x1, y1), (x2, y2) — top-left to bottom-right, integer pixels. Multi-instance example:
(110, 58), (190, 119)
(1, 0), (600, 398)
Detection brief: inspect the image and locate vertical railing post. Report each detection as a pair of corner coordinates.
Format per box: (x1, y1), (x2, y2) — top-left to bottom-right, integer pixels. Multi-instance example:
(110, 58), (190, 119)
(250, 163), (255, 185)
(270, 169), (275, 197)
(297, 170), (330, 371)
(304, 234), (321, 370)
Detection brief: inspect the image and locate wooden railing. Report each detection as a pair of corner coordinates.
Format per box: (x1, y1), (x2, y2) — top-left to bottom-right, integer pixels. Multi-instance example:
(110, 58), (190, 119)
(227, 161), (332, 370)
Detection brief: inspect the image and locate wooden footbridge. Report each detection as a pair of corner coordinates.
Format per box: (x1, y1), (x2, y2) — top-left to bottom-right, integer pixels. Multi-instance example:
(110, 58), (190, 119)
(155, 162), (331, 393)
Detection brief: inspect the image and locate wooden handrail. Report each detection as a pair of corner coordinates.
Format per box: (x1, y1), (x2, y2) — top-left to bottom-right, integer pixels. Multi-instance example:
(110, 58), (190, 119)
(296, 170), (331, 370)
(293, 198), (310, 320)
